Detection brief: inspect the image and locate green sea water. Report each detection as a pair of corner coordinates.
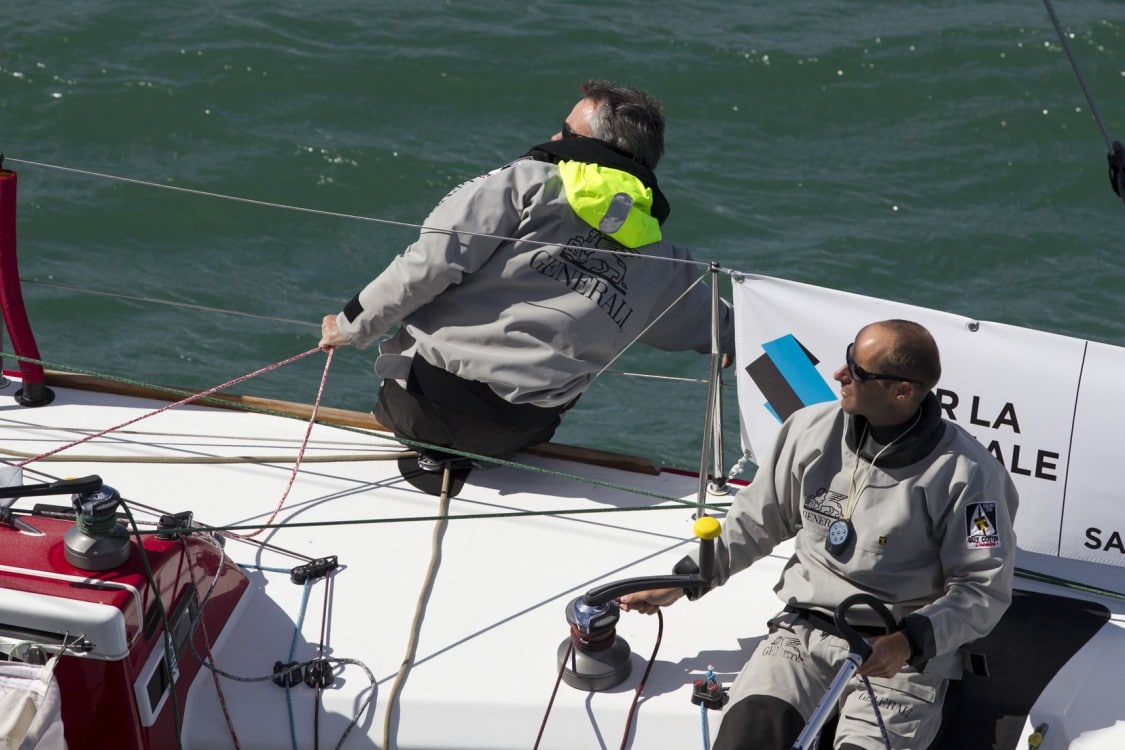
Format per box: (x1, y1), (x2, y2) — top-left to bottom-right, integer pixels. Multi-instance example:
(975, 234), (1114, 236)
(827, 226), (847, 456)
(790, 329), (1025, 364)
(0, 0), (1122, 469)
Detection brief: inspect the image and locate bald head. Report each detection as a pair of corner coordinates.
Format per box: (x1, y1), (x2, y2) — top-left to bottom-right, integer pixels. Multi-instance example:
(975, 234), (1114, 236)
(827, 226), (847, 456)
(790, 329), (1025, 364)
(863, 320), (942, 393)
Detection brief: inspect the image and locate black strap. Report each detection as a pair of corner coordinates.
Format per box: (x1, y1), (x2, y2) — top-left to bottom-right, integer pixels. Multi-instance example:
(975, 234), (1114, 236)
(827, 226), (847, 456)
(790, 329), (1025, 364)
(1108, 141), (1125, 202)
(785, 605), (888, 638)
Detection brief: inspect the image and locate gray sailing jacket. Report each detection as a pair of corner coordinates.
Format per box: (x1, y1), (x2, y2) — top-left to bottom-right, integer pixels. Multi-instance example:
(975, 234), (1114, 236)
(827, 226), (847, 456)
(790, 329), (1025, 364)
(336, 150), (734, 408)
(699, 397), (1019, 678)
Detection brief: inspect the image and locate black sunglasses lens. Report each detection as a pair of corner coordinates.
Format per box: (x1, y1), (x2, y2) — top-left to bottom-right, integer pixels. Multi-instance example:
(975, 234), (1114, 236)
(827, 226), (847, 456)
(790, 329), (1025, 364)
(846, 344), (865, 380)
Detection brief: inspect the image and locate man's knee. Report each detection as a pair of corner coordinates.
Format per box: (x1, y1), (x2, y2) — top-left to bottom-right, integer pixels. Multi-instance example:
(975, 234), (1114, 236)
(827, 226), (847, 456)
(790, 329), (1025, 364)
(713, 694), (805, 750)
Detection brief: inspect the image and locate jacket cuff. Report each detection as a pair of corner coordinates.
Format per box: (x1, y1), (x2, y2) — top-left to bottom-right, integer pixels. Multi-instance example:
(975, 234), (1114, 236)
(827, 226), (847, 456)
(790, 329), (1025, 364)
(902, 613), (936, 670)
(343, 294), (363, 323)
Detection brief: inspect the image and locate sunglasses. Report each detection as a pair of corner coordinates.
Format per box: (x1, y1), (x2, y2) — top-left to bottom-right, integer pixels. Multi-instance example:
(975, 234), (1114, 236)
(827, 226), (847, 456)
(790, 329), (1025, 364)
(845, 343), (923, 386)
(561, 121), (580, 139)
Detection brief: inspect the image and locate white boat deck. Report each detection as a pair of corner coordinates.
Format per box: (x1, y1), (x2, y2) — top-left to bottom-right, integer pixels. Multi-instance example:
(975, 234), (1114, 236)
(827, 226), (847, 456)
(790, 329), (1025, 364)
(2, 374), (1124, 749)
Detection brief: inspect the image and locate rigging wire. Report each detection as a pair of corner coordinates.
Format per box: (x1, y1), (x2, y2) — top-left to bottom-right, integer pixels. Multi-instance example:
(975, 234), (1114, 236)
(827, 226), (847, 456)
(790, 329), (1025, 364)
(1040, 0), (1125, 203)
(23, 278), (319, 328)
(4, 156), (734, 403)
(592, 269), (709, 381)
(3, 156), (713, 271)
(1041, 0), (1115, 152)
(2, 348), (735, 516)
(0, 155), (744, 748)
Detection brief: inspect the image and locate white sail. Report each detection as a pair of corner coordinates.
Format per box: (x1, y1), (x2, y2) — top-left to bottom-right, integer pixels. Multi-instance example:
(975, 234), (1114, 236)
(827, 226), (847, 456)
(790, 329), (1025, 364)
(732, 273), (1125, 567)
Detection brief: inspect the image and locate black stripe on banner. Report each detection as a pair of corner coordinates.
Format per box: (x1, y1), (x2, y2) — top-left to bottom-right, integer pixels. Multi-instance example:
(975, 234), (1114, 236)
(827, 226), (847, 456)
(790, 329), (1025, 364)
(746, 354), (805, 423)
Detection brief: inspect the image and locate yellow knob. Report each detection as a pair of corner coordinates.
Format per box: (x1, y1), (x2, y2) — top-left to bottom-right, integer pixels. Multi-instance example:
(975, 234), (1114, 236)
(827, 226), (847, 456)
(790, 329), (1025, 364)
(693, 515), (721, 540)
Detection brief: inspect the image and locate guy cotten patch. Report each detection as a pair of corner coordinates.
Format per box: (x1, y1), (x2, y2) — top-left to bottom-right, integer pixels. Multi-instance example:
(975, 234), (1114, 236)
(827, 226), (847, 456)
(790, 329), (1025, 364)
(965, 502), (1001, 549)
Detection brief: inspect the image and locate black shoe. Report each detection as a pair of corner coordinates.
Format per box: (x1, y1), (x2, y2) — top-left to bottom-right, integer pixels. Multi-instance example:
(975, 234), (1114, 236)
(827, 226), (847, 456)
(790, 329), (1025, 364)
(417, 451), (452, 473)
(398, 456), (471, 497)
(418, 449), (488, 473)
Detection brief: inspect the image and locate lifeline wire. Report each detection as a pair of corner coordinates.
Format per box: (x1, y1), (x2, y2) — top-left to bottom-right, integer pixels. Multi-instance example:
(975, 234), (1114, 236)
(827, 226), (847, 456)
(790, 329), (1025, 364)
(14, 347), (323, 468)
(4, 156), (710, 273)
(0, 154), (738, 750)
(4, 338), (731, 524)
(23, 279), (318, 328)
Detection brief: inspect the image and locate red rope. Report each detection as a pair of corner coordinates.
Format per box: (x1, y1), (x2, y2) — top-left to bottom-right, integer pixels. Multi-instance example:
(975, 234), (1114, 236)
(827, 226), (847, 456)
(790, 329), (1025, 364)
(533, 609), (666, 750)
(182, 538), (241, 750)
(618, 608), (663, 750)
(224, 347), (334, 540)
(533, 641), (572, 750)
(16, 346), (324, 468)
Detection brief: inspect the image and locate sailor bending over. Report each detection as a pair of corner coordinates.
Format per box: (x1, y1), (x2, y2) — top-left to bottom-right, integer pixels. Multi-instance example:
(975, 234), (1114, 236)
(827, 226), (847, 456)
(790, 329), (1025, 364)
(320, 79), (733, 473)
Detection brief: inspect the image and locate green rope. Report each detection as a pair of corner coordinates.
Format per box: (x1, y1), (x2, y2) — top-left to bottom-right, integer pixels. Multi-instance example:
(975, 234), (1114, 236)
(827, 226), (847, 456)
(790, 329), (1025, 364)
(73, 508), (124, 537)
(1014, 566), (1125, 602)
(118, 498), (185, 750)
(1, 349), (724, 509)
(123, 499), (734, 536)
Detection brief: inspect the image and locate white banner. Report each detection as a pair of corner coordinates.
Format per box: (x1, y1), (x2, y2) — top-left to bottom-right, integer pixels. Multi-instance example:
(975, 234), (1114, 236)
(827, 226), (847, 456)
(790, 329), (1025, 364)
(731, 274), (1120, 566)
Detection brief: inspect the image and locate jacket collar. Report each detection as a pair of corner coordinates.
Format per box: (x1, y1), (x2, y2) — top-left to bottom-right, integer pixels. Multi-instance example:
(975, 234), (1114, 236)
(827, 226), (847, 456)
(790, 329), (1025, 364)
(524, 139), (670, 225)
(844, 391), (947, 469)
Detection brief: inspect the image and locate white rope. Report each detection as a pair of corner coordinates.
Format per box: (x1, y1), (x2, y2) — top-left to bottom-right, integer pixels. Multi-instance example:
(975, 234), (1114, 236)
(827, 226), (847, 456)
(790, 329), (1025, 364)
(382, 468), (453, 750)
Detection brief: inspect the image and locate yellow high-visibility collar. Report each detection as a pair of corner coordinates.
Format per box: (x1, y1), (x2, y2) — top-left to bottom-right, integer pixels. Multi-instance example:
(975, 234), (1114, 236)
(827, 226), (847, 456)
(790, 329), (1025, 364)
(558, 160), (662, 248)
